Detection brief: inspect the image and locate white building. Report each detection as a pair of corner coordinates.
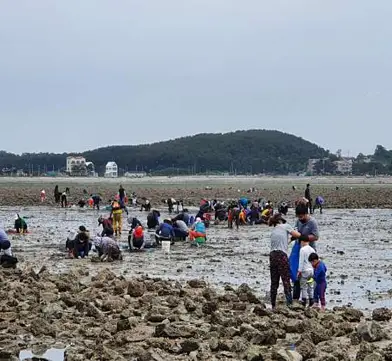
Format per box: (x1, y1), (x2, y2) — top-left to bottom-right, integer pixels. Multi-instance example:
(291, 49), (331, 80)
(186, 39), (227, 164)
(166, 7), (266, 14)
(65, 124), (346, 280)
(66, 156), (86, 174)
(124, 171), (146, 178)
(307, 159), (320, 174)
(105, 161), (118, 178)
(334, 158), (353, 174)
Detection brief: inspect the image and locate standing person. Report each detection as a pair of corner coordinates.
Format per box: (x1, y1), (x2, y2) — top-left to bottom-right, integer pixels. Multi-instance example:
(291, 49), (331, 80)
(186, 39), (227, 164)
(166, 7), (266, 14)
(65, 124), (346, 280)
(289, 204), (319, 302)
(61, 192), (68, 208)
(14, 214), (28, 234)
(297, 238), (316, 307)
(268, 214), (301, 309)
(54, 185), (60, 204)
(40, 189), (46, 202)
(309, 253), (327, 310)
(119, 185), (126, 205)
(167, 198), (175, 214)
(110, 199), (123, 236)
(305, 184), (313, 214)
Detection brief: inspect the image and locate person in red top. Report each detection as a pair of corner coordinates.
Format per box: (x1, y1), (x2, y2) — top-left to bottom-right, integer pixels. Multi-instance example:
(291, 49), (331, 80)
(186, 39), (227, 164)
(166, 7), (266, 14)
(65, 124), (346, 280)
(129, 226), (145, 251)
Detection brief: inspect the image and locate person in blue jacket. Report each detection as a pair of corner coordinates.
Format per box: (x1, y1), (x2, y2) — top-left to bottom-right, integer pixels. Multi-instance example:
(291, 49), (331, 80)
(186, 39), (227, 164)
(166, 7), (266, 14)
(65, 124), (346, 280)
(155, 219), (175, 245)
(309, 252), (327, 310)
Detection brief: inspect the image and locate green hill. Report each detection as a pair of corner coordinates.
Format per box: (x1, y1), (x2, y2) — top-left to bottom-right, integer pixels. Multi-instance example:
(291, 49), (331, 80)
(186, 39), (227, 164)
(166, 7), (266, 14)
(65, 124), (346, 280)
(0, 130), (329, 175)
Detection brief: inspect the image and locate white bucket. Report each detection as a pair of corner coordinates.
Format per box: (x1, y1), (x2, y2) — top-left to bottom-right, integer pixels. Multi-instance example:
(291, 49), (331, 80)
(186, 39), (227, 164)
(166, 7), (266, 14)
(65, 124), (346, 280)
(162, 240), (171, 254)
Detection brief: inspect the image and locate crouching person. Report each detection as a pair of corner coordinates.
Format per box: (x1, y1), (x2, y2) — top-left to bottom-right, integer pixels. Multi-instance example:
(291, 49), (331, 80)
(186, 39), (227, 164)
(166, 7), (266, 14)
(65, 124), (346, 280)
(155, 219), (175, 246)
(72, 226), (91, 259)
(94, 231), (122, 262)
(0, 228), (18, 268)
(128, 226), (145, 251)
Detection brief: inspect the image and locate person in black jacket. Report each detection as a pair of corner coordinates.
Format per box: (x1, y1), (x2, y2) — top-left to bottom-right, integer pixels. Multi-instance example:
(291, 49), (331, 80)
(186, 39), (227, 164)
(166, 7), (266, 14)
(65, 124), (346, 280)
(304, 184), (313, 214)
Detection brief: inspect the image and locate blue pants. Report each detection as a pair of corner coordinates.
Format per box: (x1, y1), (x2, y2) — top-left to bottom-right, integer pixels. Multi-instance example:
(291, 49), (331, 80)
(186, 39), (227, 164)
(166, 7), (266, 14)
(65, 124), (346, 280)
(314, 282), (327, 306)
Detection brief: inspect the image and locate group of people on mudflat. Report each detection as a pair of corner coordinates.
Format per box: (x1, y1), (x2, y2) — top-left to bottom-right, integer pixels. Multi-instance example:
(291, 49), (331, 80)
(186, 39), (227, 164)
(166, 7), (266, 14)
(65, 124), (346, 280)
(1, 182), (327, 310)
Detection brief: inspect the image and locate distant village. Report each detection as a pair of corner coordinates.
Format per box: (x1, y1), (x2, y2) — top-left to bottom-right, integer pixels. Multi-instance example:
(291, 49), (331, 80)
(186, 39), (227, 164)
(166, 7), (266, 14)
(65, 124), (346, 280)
(65, 156), (147, 178)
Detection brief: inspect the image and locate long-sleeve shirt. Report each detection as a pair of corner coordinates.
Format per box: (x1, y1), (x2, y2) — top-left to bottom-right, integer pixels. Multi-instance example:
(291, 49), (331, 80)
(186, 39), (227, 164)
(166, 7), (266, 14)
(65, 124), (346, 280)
(156, 223), (175, 238)
(298, 245), (316, 274)
(314, 261), (327, 284)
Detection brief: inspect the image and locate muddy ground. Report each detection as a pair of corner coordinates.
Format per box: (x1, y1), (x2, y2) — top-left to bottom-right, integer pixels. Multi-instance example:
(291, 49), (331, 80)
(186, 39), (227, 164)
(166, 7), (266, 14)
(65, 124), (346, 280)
(1, 206), (392, 311)
(2, 176), (392, 208)
(1, 177), (392, 360)
(1, 267), (392, 361)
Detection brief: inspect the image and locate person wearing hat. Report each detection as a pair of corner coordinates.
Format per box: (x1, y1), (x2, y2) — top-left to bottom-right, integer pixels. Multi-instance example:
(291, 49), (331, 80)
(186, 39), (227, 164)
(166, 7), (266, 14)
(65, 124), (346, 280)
(14, 214), (27, 234)
(269, 213), (301, 309)
(189, 217), (206, 243)
(289, 204), (319, 301)
(128, 225), (145, 251)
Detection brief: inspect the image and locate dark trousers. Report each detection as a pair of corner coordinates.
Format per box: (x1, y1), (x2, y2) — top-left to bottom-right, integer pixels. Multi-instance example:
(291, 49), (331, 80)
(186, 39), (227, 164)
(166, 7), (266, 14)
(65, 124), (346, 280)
(293, 280), (301, 300)
(173, 229), (188, 239)
(74, 242), (90, 258)
(61, 196), (67, 208)
(93, 202), (100, 210)
(270, 251), (292, 308)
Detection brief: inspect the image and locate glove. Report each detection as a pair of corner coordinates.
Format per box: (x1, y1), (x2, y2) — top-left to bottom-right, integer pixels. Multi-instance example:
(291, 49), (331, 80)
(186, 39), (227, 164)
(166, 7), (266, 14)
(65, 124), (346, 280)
(298, 235), (309, 242)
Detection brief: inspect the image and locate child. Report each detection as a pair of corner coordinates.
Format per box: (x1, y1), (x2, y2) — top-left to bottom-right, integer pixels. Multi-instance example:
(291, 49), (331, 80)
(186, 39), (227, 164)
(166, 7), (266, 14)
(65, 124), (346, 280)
(309, 253), (327, 310)
(297, 238), (316, 307)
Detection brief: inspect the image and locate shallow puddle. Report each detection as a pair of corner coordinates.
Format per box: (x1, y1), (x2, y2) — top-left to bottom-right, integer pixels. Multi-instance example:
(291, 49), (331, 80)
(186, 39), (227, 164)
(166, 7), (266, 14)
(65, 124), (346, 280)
(19, 348), (65, 361)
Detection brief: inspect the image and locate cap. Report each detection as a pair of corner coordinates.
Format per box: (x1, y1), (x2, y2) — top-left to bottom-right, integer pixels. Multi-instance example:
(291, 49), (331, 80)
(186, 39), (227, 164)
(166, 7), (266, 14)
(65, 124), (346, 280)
(78, 225), (87, 232)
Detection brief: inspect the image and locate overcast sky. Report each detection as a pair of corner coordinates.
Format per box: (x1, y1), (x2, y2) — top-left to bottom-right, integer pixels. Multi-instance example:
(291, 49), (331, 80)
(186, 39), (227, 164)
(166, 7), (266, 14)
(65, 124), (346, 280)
(0, 0), (391, 156)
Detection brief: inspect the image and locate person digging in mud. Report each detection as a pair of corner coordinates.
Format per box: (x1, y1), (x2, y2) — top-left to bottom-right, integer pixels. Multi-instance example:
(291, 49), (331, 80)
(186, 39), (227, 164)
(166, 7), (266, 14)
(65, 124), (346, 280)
(98, 215), (113, 237)
(269, 213), (301, 309)
(68, 226), (91, 259)
(278, 202), (289, 216)
(147, 210), (160, 229)
(14, 214), (27, 234)
(61, 191), (68, 208)
(261, 205), (273, 223)
(247, 206), (261, 225)
(165, 198), (176, 214)
(289, 204), (319, 302)
(93, 230), (122, 262)
(189, 217), (206, 245)
(309, 252), (327, 310)
(298, 236), (316, 307)
(155, 219), (175, 245)
(140, 198), (151, 212)
(172, 219), (189, 240)
(91, 194), (102, 210)
(172, 209), (190, 226)
(110, 199), (123, 236)
(314, 196), (325, 214)
(0, 227), (18, 268)
(128, 226), (145, 251)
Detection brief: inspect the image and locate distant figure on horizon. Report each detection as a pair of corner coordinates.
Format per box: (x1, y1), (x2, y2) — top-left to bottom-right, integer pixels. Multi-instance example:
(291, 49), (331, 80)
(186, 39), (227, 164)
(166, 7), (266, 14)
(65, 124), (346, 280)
(54, 185), (60, 204)
(40, 189), (46, 202)
(305, 184), (313, 214)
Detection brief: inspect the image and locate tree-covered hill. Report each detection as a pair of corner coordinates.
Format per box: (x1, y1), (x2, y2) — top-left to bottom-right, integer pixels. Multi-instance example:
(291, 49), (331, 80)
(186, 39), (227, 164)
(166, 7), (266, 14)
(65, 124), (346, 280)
(0, 130), (329, 175)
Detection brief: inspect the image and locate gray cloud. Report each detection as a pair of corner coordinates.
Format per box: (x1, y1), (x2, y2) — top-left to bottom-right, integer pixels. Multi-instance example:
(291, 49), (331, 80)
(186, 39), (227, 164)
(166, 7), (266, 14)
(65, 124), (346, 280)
(0, 0), (391, 155)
